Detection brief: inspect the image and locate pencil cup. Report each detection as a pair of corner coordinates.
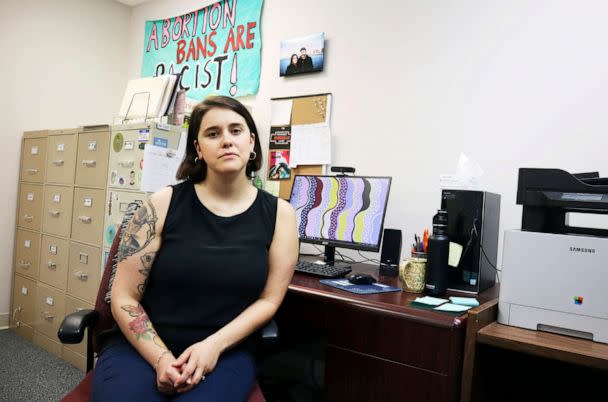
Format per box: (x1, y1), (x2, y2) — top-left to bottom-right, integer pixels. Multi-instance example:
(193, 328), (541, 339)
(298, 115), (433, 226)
(399, 252), (427, 293)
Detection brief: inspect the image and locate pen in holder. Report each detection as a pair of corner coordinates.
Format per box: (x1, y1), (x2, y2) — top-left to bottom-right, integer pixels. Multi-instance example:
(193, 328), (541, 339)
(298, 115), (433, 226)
(399, 251), (427, 293)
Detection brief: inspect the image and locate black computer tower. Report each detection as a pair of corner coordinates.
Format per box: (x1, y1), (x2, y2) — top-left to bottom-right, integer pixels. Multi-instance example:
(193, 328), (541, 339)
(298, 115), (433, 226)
(441, 190), (500, 293)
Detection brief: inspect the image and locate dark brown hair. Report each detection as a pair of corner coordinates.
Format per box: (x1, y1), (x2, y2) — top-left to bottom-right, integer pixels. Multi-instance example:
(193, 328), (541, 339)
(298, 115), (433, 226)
(176, 96), (262, 182)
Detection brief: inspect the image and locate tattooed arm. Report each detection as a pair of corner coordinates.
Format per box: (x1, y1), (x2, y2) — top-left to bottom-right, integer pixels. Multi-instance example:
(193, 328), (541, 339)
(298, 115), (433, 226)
(110, 187), (178, 393)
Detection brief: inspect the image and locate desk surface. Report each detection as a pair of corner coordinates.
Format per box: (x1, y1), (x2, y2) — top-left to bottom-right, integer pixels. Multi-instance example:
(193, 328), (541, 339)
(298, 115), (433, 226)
(478, 322), (608, 370)
(289, 260), (499, 329)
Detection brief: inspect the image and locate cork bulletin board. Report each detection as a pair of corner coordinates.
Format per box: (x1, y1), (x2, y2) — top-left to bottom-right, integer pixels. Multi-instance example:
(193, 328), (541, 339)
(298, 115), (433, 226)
(267, 93), (331, 199)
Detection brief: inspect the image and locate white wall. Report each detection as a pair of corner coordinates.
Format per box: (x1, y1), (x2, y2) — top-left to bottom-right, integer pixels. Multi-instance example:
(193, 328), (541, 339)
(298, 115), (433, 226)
(128, 0), (608, 266)
(0, 0), (131, 317)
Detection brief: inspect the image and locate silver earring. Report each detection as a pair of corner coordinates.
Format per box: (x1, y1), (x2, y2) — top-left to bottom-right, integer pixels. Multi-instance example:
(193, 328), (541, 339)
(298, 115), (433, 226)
(194, 156), (199, 163)
(249, 151), (257, 161)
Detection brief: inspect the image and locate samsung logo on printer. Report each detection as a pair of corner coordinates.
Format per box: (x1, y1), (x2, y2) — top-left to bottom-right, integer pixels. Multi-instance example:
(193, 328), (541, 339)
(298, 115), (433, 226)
(569, 247), (596, 254)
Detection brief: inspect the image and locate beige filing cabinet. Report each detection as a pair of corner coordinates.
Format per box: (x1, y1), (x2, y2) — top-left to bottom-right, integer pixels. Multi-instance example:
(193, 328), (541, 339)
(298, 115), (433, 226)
(108, 123), (182, 191)
(11, 130), (48, 342)
(11, 127), (111, 371)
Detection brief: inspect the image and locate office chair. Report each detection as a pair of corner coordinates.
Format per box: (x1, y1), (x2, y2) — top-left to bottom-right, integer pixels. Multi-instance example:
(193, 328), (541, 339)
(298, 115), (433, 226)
(57, 205), (276, 402)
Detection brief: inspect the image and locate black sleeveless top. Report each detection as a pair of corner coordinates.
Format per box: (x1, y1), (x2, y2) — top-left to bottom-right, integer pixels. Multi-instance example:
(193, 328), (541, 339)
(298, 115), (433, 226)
(140, 180), (277, 355)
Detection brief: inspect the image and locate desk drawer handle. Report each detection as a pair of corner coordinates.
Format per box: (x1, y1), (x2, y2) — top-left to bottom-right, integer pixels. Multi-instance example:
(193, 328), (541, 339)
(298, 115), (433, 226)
(23, 214), (34, 222)
(118, 160), (134, 168)
(47, 261), (57, 270)
(48, 210), (60, 217)
(25, 168), (38, 175)
(41, 312), (55, 321)
(19, 260), (31, 269)
(52, 160), (64, 166)
(74, 271), (88, 281)
(78, 216), (92, 224)
(81, 160), (96, 167)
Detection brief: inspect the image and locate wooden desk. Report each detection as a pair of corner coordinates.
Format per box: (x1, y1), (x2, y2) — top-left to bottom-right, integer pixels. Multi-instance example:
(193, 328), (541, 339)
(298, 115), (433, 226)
(278, 262), (498, 402)
(460, 301), (608, 402)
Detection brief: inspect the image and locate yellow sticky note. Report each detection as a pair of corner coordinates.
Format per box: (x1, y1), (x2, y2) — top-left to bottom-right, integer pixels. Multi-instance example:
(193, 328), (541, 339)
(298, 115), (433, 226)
(448, 242), (463, 267)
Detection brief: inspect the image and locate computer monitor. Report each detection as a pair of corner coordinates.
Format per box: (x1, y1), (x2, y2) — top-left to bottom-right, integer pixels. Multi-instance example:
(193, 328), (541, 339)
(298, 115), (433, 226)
(289, 175), (392, 263)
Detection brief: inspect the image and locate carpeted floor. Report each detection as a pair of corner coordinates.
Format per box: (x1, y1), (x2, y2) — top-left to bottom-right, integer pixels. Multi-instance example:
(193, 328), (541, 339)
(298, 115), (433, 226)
(0, 329), (84, 402)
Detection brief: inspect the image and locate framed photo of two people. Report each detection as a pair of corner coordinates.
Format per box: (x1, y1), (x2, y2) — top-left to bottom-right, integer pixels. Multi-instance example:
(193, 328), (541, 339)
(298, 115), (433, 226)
(280, 32), (325, 77)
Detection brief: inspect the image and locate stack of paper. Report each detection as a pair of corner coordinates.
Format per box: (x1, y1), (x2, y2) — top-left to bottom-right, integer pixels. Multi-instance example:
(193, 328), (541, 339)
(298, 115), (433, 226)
(117, 75), (179, 123)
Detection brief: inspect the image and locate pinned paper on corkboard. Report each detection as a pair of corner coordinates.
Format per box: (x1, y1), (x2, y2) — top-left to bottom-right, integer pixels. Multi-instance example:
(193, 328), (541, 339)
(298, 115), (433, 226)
(268, 93), (332, 199)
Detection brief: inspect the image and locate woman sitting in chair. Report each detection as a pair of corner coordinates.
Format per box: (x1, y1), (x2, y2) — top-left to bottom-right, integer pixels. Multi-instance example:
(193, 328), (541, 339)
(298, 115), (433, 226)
(93, 96), (298, 402)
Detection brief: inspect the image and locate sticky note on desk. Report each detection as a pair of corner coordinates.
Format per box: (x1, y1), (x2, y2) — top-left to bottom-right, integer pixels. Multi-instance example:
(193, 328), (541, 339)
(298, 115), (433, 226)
(434, 303), (472, 312)
(413, 296), (449, 306)
(449, 297), (479, 307)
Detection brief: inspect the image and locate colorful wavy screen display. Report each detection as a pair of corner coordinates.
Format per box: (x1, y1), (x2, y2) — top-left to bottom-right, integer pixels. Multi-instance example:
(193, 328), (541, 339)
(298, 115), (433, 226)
(289, 176), (391, 250)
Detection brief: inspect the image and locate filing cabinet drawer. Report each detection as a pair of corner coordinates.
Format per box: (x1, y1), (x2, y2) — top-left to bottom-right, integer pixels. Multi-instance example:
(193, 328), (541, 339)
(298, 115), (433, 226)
(17, 183), (44, 231)
(20, 136), (47, 183)
(63, 347), (87, 372)
(35, 283), (66, 340)
(12, 274), (37, 326)
(71, 187), (105, 245)
(64, 296), (94, 356)
(103, 190), (145, 248)
(39, 235), (69, 290)
(34, 331), (63, 358)
(42, 185), (74, 237)
(68, 242), (101, 303)
(108, 124), (182, 191)
(14, 229), (41, 279)
(11, 322), (34, 342)
(75, 128), (110, 188)
(46, 132), (78, 184)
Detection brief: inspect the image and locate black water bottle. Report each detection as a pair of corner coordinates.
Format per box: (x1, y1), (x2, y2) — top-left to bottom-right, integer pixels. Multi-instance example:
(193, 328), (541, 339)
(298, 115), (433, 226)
(425, 209), (449, 296)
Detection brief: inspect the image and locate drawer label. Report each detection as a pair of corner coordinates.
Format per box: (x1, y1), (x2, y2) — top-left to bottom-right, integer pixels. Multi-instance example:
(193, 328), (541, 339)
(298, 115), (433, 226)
(79, 252), (89, 264)
(84, 197), (92, 207)
(31, 146), (38, 155)
(26, 192), (34, 201)
(57, 143), (65, 152)
(46, 297), (54, 306)
(21, 287), (28, 295)
(138, 130), (150, 142)
(53, 194), (61, 203)
(88, 141), (97, 151)
(49, 245), (57, 255)
(24, 240), (31, 248)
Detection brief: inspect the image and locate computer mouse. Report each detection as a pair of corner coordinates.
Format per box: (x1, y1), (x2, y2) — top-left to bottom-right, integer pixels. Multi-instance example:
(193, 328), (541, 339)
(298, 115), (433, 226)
(347, 273), (377, 285)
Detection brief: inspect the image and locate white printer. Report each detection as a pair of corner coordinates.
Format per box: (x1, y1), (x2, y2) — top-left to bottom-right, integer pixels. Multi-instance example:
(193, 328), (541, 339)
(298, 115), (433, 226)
(498, 168), (608, 344)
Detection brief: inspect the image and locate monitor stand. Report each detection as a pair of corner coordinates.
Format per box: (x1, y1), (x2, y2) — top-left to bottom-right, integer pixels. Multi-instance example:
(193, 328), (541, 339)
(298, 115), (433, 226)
(324, 245), (336, 265)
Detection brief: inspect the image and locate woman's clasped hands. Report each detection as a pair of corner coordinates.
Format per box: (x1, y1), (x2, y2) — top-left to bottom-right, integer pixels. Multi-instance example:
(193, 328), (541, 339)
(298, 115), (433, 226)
(155, 336), (223, 394)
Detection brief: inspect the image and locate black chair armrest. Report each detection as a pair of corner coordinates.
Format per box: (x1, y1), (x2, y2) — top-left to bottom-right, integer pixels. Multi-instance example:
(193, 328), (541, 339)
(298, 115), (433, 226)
(259, 319), (279, 349)
(57, 309), (99, 344)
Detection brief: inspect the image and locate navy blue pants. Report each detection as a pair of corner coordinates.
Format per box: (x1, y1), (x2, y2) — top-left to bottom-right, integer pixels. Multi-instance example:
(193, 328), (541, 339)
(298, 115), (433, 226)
(92, 343), (256, 402)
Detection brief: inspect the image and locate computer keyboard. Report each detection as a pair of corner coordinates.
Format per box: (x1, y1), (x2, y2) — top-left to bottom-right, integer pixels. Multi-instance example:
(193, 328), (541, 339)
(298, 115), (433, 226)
(295, 260), (352, 278)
